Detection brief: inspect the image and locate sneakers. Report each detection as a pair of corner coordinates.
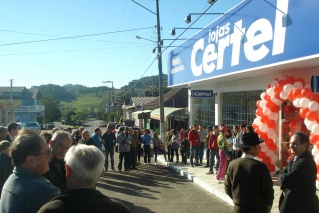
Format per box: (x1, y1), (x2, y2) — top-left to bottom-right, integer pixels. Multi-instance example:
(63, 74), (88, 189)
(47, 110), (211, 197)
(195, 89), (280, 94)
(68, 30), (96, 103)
(189, 164), (194, 167)
(216, 179), (222, 183)
(144, 163), (147, 165)
(111, 168), (115, 172)
(206, 171), (214, 175)
(154, 162), (157, 165)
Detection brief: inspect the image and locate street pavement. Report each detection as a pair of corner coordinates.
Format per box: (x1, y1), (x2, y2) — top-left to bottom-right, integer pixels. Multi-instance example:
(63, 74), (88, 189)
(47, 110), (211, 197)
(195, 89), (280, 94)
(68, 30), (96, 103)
(97, 159), (232, 213)
(155, 154), (319, 213)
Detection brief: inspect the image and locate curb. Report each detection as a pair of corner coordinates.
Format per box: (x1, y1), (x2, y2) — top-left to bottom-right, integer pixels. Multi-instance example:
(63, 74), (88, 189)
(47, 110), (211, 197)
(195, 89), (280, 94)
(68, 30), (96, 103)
(158, 158), (234, 206)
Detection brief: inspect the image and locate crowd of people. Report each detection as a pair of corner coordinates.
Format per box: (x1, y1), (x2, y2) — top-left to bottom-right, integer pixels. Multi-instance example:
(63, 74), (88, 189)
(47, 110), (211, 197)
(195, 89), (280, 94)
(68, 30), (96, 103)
(0, 121), (318, 212)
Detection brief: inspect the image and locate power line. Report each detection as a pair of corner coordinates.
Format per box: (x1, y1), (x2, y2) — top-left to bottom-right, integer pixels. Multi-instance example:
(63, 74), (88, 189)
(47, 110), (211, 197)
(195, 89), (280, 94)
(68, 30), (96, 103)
(0, 26), (154, 47)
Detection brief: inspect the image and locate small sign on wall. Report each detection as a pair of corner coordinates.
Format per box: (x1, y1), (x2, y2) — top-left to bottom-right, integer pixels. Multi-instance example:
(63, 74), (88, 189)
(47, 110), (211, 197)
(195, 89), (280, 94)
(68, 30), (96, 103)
(191, 90), (215, 98)
(311, 75), (319, 94)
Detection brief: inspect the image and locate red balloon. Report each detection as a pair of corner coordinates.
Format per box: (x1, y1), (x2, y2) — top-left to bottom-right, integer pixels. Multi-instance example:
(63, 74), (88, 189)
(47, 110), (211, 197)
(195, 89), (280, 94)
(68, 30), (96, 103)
(263, 156), (271, 164)
(252, 123), (258, 129)
(264, 94), (271, 101)
(269, 144), (277, 151)
(267, 163), (275, 172)
(310, 94), (319, 102)
(289, 105), (296, 113)
(306, 111), (318, 121)
(267, 120), (277, 129)
(301, 88), (313, 99)
(271, 105), (280, 113)
(266, 101), (275, 109)
(300, 107), (310, 118)
(265, 139), (274, 146)
(277, 80), (286, 89)
(316, 141), (319, 150)
(288, 90), (294, 102)
(292, 88), (302, 99)
(258, 151), (266, 158)
(283, 106), (289, 114)
(256, 108), (263, 117)
(286, 76), (295, 85)
(274, 86), (281, 94)
(260, 115), (269, 123)
(310, 134), (319, 145)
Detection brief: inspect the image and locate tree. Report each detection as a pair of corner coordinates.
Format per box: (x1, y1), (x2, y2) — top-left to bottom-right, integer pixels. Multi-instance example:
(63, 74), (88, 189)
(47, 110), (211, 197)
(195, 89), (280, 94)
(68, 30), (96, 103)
(40, 95), (61, 122)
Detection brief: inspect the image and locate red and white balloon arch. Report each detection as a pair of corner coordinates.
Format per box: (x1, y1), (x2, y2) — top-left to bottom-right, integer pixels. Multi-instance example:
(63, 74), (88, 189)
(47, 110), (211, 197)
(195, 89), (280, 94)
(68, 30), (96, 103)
(252, 75), (319, 187)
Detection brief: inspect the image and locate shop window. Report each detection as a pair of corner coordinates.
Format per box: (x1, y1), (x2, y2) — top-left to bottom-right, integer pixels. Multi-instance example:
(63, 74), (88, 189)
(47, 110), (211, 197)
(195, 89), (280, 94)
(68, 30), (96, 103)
(221, 90), (263, 127)
(193, 97), (215, 126)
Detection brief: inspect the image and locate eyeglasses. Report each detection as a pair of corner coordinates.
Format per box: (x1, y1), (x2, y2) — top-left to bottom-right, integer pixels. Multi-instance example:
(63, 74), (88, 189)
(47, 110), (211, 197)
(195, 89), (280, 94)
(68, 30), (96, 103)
(29, 149), (52, 157)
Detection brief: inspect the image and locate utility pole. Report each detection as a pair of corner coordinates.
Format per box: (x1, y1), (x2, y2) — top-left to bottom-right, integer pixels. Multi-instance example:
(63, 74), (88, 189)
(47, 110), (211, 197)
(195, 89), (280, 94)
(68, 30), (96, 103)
(102, 81), (115, 122)
(156, 0), (165, 143)
(10, 79), (14, 122)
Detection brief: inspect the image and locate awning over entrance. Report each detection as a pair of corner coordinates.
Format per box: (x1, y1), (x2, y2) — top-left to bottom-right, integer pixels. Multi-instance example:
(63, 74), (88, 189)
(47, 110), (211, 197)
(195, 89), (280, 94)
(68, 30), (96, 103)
(150, 107), (184, 121)
(132, 110), (152, 119)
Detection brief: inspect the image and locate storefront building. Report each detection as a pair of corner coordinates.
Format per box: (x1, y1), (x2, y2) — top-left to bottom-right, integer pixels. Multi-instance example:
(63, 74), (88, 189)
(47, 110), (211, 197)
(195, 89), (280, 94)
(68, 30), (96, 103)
(167, 0), (319, 179)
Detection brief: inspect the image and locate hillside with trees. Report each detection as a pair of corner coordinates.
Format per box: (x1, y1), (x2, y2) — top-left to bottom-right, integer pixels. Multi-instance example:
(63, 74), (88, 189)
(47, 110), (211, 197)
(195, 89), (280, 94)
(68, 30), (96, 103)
(36, 74), (169, 125)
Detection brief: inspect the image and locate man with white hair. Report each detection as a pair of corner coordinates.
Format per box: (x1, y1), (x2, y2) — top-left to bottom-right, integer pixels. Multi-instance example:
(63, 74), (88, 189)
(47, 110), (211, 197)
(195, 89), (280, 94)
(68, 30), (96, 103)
(43, 130), (72, 193)
(38, 144), (131, 213)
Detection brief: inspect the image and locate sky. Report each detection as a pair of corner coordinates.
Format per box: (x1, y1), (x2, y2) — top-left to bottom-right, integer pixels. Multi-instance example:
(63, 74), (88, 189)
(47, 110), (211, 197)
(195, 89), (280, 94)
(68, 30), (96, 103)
(0, 0), (241, 89)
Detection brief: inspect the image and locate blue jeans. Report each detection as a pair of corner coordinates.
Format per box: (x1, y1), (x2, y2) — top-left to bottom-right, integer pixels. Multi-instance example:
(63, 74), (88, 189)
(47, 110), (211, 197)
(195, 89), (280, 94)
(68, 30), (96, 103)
(209, 149), (220, 172)
(190, 145), (200, 165)
(105, 146), (115, 170)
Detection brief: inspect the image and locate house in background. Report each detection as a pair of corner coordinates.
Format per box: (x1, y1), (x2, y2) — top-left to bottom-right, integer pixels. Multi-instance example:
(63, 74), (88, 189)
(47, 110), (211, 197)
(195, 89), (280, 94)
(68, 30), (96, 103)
(0, 87), (44, 125)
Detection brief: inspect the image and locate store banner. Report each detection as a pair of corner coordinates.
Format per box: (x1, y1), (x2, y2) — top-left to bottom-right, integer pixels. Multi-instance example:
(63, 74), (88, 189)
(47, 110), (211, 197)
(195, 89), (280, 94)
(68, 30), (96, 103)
(168, 0), (319, 86)
(191, 90), (214, 98)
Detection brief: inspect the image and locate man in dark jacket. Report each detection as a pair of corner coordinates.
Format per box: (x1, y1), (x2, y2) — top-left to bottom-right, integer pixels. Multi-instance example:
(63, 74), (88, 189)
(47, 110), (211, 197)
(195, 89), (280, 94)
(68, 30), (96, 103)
(278, 131), (319, 213)
(225, 132), (274, 213)
(43, 131), (72, 193)
(102, 125), (116, 171)
(38, 144), (131, 213)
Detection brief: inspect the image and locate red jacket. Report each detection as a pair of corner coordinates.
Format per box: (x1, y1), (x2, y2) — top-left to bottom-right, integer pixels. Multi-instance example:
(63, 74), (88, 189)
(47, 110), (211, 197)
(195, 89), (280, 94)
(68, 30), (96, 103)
(188, 129), (200, 146)
(208, 133), (219, 150)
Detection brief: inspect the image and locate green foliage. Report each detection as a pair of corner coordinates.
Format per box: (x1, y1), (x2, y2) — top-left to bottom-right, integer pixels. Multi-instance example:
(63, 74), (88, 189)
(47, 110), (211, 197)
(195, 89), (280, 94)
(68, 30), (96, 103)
(39, 95), (61, 122)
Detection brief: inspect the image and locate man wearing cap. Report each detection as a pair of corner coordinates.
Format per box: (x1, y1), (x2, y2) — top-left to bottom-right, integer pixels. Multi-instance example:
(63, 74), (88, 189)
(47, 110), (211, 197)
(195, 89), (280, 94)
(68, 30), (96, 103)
(278, 132), (319, 213)
(224, 132), (274, 213)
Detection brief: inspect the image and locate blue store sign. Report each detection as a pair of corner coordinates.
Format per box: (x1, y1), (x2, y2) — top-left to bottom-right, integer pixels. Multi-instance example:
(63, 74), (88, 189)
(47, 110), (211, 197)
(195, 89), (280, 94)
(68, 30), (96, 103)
(191, 90), (214, 98)
(168, 0), (319, 86)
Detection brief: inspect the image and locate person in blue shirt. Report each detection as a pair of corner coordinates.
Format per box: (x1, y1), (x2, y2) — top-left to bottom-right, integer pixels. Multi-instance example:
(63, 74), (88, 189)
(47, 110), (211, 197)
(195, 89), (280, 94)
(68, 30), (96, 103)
(91, 128), (104, 151)
(141, 128), (152, 165)
(102, 125), (116, 171)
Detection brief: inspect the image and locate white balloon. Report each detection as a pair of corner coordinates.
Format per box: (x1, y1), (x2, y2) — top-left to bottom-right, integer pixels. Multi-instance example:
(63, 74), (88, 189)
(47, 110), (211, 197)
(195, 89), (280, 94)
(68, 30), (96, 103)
(304, 118), (310, 126)
(270, 171), (276, 176)
(269, 133), (277, 140)
(259, 100), (267, 109)
(271, 80), (278, 87)
(271, 155), (279, 165)
(254, 117), (262, 125)
(259, 124), (268, 132)
(266, 150), (274, 158)
(283, 84), (294, 93)
(268, 112), (276, 120)
(260, 143), (269, 152)
(267, 88), (275, 97)
(280, 91), (288, 100)
(267, 128), (276, 137)
(293, 81), (303, 89)
(307, 121), (318, 132)
(312, 124), (319, 135)
(316, 181), (319, 191)
(263, 108), (271, 115)
(273, 113), (278, 120)
(309, 101), (319, 111)
(300, 98), (310, 108)
(314, 155), (319, 165)
(312, 146), (319, 157)
(293, 99), (301, 108)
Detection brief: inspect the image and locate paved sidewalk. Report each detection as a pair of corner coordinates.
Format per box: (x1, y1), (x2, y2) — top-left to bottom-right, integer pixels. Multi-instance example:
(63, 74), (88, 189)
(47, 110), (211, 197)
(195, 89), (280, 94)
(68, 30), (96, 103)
(156, 154), (319, 213)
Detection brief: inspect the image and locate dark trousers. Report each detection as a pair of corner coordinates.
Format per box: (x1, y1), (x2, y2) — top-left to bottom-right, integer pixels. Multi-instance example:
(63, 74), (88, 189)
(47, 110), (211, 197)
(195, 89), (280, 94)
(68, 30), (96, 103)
(118, 152), (129, 171)
(154, 147), (167, 162)
(167, 145), (171, 161)
(137, 145), (143, 162)
(206, 148), (210, 166)
(105, 146), (115, 170)
(129, 147), (137, 169)
(143, 145), (151, 163)
(180, 149), (188, 164)
(170, 149), (179, 162)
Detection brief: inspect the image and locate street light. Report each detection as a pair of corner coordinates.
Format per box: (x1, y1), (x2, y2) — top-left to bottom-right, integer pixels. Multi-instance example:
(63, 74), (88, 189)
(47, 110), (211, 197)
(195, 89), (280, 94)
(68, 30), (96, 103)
(102, 80), (115, 122)
(170, 27), (202, 36)
(207, 0), (217, 5)
(185, 13), (224, 24)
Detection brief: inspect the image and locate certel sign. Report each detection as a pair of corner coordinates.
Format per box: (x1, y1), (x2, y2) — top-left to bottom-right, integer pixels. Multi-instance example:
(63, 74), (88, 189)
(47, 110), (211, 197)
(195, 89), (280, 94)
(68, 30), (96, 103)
(168, 0), (319, 86)
(191, 90), (214, 98)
